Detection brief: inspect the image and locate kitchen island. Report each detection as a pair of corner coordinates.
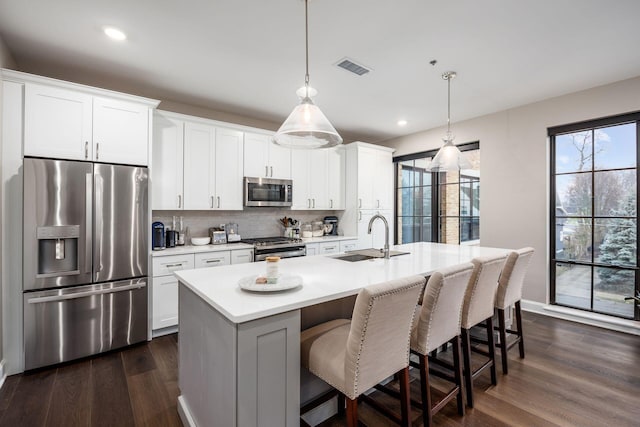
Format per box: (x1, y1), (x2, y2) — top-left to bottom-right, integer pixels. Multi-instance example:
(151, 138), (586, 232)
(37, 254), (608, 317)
(175, 242), (510, 427)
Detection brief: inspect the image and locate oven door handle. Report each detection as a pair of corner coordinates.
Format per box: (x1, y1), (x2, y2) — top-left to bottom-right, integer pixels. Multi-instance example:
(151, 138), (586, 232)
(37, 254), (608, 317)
(255, 248), (306, 261)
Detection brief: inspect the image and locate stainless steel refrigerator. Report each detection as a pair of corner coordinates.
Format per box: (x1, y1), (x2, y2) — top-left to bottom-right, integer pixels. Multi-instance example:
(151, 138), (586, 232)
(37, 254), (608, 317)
(23, 157), (148, 370)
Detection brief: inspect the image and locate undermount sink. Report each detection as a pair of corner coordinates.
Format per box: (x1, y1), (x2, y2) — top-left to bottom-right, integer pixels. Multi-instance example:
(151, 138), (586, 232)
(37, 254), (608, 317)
(333, 249), (410, 262)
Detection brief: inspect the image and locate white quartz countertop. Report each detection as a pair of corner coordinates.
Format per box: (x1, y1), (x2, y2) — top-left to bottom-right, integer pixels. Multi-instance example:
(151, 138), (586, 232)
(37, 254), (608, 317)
(151, 242), (254, 257)
(175, 242), (511, 324)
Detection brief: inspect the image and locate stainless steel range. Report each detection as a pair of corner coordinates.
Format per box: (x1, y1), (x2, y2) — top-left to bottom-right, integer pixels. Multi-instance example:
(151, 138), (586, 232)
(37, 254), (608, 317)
(241, 237), (306, 261)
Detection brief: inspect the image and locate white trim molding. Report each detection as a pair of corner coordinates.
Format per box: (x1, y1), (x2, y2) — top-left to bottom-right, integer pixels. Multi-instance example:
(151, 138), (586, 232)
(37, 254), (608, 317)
(521, 299), (640, 336)
(0, 360), (6, 390)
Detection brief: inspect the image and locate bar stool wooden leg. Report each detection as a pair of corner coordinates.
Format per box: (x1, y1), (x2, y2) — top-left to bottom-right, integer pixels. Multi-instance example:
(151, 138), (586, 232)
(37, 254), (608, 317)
(516, 301), (525, 358)
(452, 336), (465, 416)
(337, 394), (345, 416)
(486, 316), (497, 385)
(461, 328), (474, 408)
(399, 367), (411, 427)
(497, 308), (509, 374)
(419, 353), (432, 427)
(346, 397), (358, 427)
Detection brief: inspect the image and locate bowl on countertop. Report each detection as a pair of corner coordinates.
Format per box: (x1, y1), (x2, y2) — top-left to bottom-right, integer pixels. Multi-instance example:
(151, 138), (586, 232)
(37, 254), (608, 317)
(191, 237), (211, 246)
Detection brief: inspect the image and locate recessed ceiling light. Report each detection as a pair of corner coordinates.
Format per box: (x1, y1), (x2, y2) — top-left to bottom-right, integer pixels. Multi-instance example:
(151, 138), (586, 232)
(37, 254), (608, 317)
(397, 120), (408, 126)
(104, 27), (127, 41)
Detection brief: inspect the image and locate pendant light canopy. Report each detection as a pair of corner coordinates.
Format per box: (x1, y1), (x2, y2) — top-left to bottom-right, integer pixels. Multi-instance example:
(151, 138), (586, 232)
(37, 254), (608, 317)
(427, 71), (472, 172)
(273, 0), (342, 149)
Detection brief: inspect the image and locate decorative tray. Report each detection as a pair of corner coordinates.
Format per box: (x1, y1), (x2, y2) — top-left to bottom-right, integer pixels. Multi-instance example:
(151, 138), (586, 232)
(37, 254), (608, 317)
(238, 274), (303, 292)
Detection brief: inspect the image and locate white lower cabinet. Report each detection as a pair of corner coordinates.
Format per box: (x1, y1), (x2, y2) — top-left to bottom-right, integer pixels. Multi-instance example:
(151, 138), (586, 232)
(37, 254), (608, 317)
(319, 242), (340, 255)
(339, 239), (357, 252)
(305, 243), (319, 256)
(195, 251), (231, 268)
(232, 249), (254, 264)
(152, 248), (253, 335)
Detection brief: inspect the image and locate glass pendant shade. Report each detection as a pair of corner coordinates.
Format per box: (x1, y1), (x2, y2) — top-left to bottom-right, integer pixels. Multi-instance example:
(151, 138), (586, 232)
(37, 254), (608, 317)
(426, 70), (471, 172)
(427, 135), (472, 172)
(273, 96), (343, 149)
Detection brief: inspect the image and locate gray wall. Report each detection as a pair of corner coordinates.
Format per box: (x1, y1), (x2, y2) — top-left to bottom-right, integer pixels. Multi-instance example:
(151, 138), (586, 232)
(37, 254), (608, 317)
(0, 34), (17, 369)
(379, 76), (640, 304)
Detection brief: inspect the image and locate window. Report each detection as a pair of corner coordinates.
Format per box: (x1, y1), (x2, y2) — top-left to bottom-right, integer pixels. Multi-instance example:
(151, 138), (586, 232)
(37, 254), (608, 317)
(394, 142), (480, 245)
(549, 112), (639, 320)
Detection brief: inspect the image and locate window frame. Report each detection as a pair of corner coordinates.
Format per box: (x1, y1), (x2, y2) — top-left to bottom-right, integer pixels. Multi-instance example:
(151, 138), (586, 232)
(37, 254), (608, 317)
(548, 111), (640, 320)
(393, 141), (479, 245)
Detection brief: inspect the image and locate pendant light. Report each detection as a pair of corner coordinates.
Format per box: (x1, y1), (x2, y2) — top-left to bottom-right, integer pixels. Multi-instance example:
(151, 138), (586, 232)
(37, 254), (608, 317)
(273, 0), (343, 149)
(427, 71), (471, 171)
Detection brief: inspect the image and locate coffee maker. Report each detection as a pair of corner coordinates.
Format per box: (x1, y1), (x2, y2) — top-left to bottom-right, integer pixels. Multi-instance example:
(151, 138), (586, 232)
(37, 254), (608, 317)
(323, 216), (339, 236)
(152, 222), (166, 250)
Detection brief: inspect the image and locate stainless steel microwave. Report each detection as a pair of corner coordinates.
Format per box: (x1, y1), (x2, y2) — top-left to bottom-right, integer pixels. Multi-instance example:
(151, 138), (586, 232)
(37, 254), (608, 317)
(244, 177), (293, 207)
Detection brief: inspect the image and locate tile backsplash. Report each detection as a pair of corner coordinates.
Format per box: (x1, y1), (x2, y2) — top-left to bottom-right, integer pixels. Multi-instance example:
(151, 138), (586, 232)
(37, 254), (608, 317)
(153, 209), (342, 239)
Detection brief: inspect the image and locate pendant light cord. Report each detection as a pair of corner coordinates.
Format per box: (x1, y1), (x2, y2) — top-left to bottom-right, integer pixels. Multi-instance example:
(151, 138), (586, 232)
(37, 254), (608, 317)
(304, 0), (310, 90)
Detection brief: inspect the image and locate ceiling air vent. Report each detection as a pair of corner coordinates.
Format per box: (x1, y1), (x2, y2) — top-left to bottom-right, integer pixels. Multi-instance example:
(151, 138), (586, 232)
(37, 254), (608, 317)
(336, 58), (371, 76)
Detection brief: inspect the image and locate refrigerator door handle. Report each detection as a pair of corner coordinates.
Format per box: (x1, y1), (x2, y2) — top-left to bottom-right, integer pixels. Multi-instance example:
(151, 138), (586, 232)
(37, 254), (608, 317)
(27, 282), (146, 304)
(94, 173), (103, 275)
(85, 173), (92, 274)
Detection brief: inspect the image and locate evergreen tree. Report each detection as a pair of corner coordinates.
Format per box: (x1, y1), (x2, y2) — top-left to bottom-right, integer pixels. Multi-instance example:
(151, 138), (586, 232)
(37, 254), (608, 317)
(597, 195), (637, 289)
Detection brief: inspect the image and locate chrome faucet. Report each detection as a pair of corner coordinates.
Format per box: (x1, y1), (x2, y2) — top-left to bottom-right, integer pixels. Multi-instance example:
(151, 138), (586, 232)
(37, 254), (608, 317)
(368, 214), (390, 259)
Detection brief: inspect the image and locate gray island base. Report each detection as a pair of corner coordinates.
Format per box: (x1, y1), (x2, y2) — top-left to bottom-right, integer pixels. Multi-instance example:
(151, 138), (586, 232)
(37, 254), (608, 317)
(175, 242), (510, 426)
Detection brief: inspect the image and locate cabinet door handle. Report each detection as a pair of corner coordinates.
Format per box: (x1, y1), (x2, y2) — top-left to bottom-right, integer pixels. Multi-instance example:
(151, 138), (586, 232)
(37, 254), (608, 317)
(330, 199), (333, 209)
(359, 211), (362, 221)
(308, 199), (311, 208)
(210, 196), (214, 208)
(377, 200), (380, 208)
(265, 165), (269, 177)
(205, 259), (221, 264)
(312, 199), (316, 208)
(85, 141), (89, 159)
(359, 198), (362, 208)
(95, 142), (100, 160)
(270, 166), (273, 177)
(178, 195), (182, 208)
(217, 196), (221, 208)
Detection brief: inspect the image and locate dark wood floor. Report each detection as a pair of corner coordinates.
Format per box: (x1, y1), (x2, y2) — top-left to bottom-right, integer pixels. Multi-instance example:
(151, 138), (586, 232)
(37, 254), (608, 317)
(0, 312), (639, 426)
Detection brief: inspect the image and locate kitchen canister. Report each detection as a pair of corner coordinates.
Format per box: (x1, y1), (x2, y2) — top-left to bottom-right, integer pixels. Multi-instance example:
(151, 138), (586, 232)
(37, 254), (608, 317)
(265, 256), (280, 284)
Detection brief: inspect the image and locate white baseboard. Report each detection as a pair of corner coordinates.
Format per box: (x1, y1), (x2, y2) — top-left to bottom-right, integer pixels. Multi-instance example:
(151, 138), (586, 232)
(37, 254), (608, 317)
(521, 299), (640, 336)
(177, 395), (196, 427)
(0, 360), (6, 391)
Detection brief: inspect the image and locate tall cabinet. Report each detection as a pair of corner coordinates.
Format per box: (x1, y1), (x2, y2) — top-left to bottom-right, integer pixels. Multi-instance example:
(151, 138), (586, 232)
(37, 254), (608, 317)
(341, 142), (395, 249)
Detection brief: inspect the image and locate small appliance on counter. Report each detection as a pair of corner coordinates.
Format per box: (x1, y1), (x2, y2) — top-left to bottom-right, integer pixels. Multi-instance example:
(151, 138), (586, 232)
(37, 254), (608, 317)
(152, 222), (166, 250)
(225, 223), (241, 242)
(323, 216), (339, 236)
(165, 229), (177, 248)
(209, 227), (227, 245)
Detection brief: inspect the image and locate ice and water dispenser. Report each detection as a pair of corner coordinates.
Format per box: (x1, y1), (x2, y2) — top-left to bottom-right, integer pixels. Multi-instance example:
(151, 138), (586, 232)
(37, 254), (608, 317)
(36, 225), (80, 278)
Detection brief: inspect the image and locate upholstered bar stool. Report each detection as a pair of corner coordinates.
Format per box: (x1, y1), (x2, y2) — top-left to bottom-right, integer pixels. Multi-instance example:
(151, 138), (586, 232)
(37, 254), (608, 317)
(495, 247), (534, 374)
(410, 263), (475, 427)
(460, 254), (507, 408)
(300, 275), (426, 427)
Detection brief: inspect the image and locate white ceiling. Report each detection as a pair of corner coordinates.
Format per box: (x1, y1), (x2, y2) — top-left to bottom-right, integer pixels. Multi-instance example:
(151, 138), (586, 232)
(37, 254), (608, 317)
(1, 0), (640, 143)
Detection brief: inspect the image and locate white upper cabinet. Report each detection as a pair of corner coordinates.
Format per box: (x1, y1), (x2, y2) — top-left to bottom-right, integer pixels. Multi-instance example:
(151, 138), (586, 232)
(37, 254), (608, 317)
(244, 132), (291, 179)
(327, 148), (345, 210)
(184, 122), (216, 210)
(24, 83), (93, 161)
(357, 146), (393, 210)
(22, 77), (156, 165)
(183, 122), (244, 210)
(152, 114), (184, 210)
(214, 128), (244, 210)
(92, 97), (149, 165)
(291, 147), (344, 210)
